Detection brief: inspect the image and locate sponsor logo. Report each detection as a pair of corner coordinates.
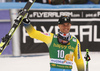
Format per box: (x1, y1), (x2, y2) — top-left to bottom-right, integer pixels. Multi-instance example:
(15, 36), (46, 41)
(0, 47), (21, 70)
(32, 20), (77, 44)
(78, 44), (80, 59)
(41, 32), (50, 36)
(53, 43), (67, 49)
(50, 59), (73, 65)
(29, 11), (80, 18)
(68, 45), (75, 50)
(53, 43), (74, 50)
(73, 38), (76, 42)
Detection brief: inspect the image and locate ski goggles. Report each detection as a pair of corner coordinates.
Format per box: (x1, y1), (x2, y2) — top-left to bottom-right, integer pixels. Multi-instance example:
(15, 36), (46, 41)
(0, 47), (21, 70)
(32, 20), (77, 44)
(57, 34), (69, 45)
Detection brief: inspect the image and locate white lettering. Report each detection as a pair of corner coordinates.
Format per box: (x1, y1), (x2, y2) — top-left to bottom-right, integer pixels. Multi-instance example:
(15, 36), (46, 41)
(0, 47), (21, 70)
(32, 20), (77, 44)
(41, 26), (54, 33)
(23, 25), (100, 43)
(55, 26), (59, 34)
(85, 11), (100, 17)
(23, 27), (29, 43)
(70, 26), (78, 36)
(94, 25), (100, 42)
(30, 12), (80, 18)
(80, 25), (92, 42)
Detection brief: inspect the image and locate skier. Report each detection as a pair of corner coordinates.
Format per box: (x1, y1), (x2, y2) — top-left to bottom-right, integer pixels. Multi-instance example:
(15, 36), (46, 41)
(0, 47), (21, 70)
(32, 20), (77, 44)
(23, 16), (85, 71)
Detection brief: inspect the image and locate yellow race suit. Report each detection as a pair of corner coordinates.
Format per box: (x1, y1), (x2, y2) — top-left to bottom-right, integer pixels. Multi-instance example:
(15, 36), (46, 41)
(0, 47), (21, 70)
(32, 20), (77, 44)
(24, 24), (85, 71)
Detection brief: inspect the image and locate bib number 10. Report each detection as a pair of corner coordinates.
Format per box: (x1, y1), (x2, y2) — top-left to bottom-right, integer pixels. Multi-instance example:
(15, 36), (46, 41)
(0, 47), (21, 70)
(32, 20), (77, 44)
(57, 50), (64, 58)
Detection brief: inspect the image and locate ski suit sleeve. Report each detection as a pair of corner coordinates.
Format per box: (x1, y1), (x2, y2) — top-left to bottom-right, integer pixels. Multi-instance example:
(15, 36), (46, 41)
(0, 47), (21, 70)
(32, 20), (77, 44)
(24, 24), (54, 45)
(74, 39), (85, 71)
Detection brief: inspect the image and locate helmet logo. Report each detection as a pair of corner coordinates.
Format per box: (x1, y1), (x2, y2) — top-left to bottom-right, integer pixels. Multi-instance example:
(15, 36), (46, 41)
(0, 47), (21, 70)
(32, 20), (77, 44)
(65, 18), (67, 21)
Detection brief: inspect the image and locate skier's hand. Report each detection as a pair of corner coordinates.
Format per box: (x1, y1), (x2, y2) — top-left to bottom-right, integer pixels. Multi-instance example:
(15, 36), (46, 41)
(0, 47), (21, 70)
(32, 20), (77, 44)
(23, 18), (30, 26)
(84, 54), (90, 61)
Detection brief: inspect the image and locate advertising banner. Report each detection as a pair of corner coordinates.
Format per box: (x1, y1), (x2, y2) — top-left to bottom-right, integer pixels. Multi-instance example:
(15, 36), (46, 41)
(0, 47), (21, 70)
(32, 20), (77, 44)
(20, 9), (100, 54)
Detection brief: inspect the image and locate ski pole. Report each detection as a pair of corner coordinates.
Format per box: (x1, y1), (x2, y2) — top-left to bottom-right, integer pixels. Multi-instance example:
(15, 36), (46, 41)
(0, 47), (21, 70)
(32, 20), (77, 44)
(84, 49), (90, 71)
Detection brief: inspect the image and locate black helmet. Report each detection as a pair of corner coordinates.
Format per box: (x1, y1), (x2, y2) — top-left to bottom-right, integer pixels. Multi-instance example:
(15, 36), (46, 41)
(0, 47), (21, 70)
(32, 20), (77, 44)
(58, 16), (71, 24)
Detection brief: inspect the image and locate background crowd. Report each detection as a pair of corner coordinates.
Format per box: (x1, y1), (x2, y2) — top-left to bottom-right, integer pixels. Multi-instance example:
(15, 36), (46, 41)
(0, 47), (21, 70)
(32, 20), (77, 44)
(0, 0), (100, 4)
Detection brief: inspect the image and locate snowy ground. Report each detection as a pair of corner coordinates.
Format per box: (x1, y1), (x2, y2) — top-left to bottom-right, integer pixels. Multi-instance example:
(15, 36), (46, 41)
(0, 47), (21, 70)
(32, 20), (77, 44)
(0, 52), (100, 71)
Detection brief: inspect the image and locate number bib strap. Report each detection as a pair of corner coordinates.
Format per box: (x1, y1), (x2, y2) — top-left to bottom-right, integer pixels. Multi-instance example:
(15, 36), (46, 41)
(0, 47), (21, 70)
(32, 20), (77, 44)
(50, 63), (72, 69)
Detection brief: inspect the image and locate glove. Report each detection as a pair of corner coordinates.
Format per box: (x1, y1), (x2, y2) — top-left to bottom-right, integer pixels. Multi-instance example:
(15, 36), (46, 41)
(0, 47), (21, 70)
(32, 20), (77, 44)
(84, 54), (91, 61)
(23, 18), (30, 26)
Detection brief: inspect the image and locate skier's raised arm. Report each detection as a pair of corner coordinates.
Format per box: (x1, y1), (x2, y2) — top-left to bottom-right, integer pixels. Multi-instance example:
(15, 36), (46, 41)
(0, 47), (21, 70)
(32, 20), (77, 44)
(23, 18), (54, 45)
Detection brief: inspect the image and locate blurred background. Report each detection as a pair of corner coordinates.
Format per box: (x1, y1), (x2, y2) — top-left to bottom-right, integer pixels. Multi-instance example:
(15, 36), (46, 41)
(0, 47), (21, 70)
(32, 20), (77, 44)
(0, 0), (100, 71)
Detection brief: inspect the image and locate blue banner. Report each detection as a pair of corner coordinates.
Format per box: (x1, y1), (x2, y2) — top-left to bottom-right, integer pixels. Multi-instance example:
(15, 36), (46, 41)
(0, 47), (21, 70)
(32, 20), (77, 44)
(0, 3), (100, 9)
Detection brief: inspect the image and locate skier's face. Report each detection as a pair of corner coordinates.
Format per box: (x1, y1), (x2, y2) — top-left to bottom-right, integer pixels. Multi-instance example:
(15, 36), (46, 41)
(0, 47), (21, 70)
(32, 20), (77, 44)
(58, 23), (71, 34)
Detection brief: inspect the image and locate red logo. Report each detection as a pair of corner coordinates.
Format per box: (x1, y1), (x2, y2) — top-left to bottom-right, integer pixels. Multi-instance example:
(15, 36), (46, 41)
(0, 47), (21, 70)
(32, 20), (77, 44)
(41, 32), (50, 36)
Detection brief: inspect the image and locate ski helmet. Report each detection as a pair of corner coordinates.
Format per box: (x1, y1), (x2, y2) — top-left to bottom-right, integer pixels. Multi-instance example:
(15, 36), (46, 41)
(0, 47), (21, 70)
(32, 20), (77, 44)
(58, 16), (71, 24)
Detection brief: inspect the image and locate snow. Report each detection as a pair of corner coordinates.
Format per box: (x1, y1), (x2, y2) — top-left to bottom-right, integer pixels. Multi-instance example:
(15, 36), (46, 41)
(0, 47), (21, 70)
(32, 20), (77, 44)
(0, 52), (100, 71)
